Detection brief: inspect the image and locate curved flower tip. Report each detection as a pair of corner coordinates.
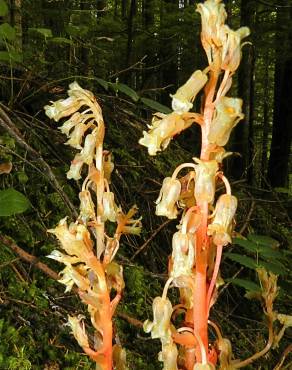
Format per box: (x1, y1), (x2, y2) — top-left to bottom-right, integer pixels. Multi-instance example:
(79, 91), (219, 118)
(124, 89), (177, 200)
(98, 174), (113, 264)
(156, 177), (181, 219)
(208, 97), (244, 147)
(139, 112), (191, 156)
(68, 315), (90, 349)
(171, 70), (208, 114)
(68, 81), (95, 102)
(44, 96), (83, 122)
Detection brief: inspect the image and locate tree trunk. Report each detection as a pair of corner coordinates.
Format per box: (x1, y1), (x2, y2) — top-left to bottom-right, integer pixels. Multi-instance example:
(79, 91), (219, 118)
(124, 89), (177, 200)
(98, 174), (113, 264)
(267, 5), (292, 188)
(232, 0), (256, 182)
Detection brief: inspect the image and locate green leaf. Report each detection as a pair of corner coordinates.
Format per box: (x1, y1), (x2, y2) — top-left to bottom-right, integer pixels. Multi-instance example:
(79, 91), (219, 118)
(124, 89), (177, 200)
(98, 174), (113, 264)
(96, 78), (108, 90)
(247, 234), (280, 249)
(110, 82), (140, 102)
(49, 37), (73, 45)
(141, 97), (172, 114)
(225, 253), (258, 269)
(226, 278), (261, 292)
(0, 189), (30, 216)
(0, 0), (8, 17)
(28, 28), (53, 38)
(65, 24), (89, 37)
(0, 51), (22, 63)
(0, 23), (16, 41)
(233, 237), (258, 252)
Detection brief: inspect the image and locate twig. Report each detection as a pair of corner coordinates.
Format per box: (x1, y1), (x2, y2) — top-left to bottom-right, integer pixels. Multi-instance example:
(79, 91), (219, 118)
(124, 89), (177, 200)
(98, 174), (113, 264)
(130, 219), (172, 260)
(0, 105), (78, 218)
(0, 233), (143, 328)
(273, 344), (292, 370)
(0, 233), (59, 281)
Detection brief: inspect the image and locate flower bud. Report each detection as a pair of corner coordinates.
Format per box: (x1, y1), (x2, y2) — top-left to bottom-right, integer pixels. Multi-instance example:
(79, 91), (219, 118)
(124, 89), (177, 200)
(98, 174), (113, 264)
(158, 342), (178, 370)
(68, 315), (90, 349)
(79, 190), (95, 222)
(156, 177), (181, 219)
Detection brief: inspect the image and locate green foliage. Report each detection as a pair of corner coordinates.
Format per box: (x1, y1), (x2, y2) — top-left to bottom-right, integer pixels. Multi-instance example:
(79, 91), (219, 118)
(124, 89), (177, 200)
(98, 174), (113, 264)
(0, 188), (30, 216)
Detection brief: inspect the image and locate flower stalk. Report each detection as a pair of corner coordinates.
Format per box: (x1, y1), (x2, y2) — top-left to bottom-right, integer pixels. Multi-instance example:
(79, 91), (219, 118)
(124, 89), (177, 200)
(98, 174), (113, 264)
(45, 82), (141, 370)
(139, 0), (249, 368)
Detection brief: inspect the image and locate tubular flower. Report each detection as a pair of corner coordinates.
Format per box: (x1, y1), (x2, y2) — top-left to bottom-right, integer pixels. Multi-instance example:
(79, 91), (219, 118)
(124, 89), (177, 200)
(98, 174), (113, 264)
(102, 191), (118, 222)
(103, 152), (114, 184)
(68, 315), (90, 349)
(67, 154), (84, 180)
(139, 112), (192, 156)
(171, 70), (208, 114)
(158, 342), (178, 370)
(207, 194), (237, 246)
(221, 25), (250, 72)
(116, 206), (142, 235)
(171, 231), (195, 278)
(196, 0), (227, 64)
(208, 97), (244, 147)
(156, 177), (182, 219)
(143, 296), (173, 341)
(44, 96), (84, 122)
(79, 190), (96, 222)
(193, 364), (215, 370)
(216, 337), (233, 370)
(59, 112), (82, 136)
(65, 122), (88, 149)
(194, 159), (218, 203)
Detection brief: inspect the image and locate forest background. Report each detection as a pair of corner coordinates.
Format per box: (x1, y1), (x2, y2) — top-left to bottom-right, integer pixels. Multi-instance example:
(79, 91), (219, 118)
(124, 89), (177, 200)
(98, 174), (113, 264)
(0, 0), (291, 369)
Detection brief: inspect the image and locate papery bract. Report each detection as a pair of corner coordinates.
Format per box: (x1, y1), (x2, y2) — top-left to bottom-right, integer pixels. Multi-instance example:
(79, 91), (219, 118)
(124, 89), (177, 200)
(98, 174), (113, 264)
(208, 97), (244, 147)
(68, 315), (90, 349)
(156, 177), (181, 219)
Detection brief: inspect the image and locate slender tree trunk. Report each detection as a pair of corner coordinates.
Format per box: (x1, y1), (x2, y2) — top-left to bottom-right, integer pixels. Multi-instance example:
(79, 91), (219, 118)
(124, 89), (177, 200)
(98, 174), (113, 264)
(267, 5), (292, 187)
(261, 55), (270, 185)
(232, 0), (256, 182)
(125, 0), (136, 81)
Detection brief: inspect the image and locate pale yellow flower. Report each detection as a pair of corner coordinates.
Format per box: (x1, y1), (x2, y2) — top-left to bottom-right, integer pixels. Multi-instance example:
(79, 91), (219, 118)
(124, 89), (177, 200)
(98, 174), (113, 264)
(143, 296), (173, 340)
(171, 231), (195, 278)
(44, 96), (83, 122)
(67, 154), (84, 180)
(156, 177), (181, 219)
(65, 122), (88, 149)
(58, 264), (90, 292)
(158, 342), (178, 370)
(68, 315), (90, 348)
(139, 113), (191, 156)
(116, 206), (142, 235)
(102, 191), (118, 222)
(103, 152), (114, 184)
(171, 70), (208, 114)
(221, 25), (250, 72)
(59, 112), (82, 136)
(194, 159), (218, 203)
(48, 218), (93, 260)
(208, 97), (244, 147)
(79, 190), (96, 222)
(47, 250), (81, 265)
(207, 194), (237, 246)
(196, 0), (227, 64)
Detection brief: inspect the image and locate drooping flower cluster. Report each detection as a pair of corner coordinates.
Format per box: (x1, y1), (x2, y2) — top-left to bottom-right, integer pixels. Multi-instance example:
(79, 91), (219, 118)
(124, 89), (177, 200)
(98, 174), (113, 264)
(45, 82), (141, 370)
(139, 1), (246, 369)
